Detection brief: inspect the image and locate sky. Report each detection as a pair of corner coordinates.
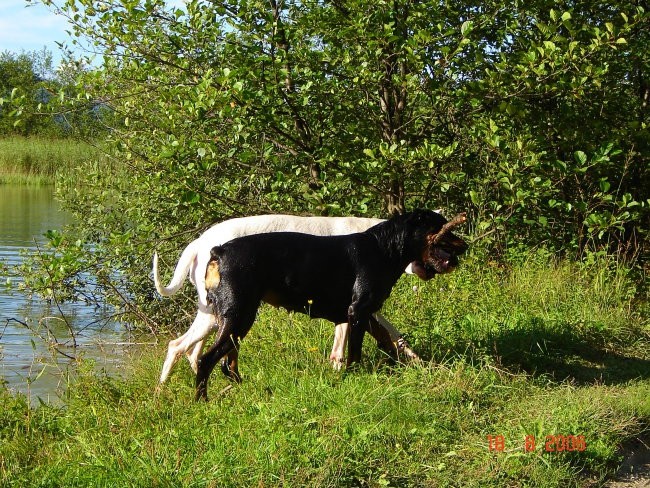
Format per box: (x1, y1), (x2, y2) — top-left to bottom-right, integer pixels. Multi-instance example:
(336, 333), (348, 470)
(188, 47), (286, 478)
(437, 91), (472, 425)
(0, 1), (186, 68)
(0, 1), (79, 66)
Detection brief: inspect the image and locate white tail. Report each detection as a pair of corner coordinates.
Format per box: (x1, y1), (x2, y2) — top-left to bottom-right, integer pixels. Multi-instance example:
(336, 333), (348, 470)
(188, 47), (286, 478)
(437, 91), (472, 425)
(153, 240), (200, 297)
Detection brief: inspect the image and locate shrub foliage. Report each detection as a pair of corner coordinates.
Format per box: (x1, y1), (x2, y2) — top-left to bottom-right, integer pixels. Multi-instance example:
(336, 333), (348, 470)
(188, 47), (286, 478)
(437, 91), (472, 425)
(14, 0), (650, 325)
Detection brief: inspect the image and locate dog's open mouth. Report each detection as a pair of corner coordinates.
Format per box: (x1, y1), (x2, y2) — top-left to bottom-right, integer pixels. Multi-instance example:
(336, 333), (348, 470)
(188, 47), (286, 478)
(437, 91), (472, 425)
(410, 248), (459, 280)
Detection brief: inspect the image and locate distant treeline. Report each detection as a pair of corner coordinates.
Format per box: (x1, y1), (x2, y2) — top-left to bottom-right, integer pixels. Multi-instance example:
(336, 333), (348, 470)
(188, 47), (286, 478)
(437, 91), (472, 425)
(0, 49), (110, 138)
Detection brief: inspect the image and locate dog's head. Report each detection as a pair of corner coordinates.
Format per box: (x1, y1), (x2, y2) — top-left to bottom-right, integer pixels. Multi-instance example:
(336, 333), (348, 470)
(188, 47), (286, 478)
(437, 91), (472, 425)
(407, 210), (468, 280)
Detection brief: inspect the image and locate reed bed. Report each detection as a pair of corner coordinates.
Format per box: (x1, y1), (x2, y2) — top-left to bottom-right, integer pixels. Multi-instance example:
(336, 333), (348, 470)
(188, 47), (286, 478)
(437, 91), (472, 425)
(0, 136), (99, 185)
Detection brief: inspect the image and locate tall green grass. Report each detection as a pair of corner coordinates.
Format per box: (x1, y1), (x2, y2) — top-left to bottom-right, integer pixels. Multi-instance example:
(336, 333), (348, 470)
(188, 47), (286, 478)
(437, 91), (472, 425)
(383, 252), (648, 383)
(0, 136), (99, 185)
(1, 255), (648, 487)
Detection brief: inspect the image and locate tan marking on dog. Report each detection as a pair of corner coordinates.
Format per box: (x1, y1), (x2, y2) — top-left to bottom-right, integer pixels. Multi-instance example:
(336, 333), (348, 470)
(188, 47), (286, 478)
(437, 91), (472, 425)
(205, 260), (221, 290)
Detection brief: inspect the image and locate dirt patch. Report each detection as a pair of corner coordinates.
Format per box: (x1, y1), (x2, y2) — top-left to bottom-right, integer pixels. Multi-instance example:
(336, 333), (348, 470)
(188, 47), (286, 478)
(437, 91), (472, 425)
(605, 437), (650, 488)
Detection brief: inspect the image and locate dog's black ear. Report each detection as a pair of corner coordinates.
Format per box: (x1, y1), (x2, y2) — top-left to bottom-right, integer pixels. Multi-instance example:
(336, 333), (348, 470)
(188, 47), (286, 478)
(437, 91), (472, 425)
(406, 208), (447, 233)
(210, 246), (223, 259)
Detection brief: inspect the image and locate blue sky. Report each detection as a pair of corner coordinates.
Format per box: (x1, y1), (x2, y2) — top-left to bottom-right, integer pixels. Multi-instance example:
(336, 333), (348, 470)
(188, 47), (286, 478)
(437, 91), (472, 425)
(0, 1), (186, 68)
(0, 1), (79, 66)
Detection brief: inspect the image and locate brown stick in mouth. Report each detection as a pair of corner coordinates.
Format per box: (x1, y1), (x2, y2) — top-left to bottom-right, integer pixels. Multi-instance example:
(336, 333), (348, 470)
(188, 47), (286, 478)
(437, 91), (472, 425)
(432, 213), (467, 244)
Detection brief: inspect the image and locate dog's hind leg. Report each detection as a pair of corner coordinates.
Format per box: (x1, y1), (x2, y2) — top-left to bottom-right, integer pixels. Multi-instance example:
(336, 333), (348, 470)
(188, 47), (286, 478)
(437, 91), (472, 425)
(187, 339), (205, 374)
(184, 303), (217, 373)
(220, 348), (241, 382)
(196, 334), (238, 401)
(183, 310), (219, 371)
(158, 331), (190, 389)
(158, 307), (218, 387)
(195, 305), (258, 401)
(190, 338), (241, 382)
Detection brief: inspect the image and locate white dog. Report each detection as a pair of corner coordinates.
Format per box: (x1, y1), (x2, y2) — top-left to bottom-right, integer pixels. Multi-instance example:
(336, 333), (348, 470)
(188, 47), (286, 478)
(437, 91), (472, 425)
(153, 214), (420, 386)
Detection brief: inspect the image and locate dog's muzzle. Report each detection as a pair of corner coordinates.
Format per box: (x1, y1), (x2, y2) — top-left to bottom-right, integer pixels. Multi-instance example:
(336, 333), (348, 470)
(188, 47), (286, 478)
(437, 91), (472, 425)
(412, 234), (468, 280)
(410, 249), (459, 280)
(431, 247), (460, 273)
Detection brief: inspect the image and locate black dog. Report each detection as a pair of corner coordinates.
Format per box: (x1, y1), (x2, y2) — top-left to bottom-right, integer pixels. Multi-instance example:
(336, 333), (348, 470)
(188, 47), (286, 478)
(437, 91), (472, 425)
(197, 209), (468, 400)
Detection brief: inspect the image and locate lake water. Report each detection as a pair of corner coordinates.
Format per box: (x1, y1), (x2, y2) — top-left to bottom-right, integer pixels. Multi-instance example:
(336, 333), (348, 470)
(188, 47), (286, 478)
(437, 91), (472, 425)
(0, 185), (145, 403)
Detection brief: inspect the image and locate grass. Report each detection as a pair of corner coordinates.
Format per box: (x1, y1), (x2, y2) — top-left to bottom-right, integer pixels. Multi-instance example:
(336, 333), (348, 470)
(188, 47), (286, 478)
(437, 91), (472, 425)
(1, 254), (648, 487)
(0, 136), (100, 185)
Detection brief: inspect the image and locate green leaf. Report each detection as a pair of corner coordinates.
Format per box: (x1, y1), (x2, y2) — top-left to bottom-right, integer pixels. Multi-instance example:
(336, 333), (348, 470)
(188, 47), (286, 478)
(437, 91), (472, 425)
(543, 41), (556, 51)
(573, 151), (587, 166)
(460, 20), (473, 36)
(182, 191), (200, 204)
(599, 180), (611, 192)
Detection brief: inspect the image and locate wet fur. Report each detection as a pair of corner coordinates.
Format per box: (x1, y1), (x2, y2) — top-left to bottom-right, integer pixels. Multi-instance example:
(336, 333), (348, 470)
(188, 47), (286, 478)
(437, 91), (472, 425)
(153, 214), (420, 388)
(197, 210), (467, 401)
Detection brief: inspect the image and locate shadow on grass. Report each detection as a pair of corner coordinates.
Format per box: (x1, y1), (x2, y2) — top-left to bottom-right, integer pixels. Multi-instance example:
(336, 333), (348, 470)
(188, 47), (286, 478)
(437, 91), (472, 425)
(494, 334), (650, 385)
(418, 318), (650, 386)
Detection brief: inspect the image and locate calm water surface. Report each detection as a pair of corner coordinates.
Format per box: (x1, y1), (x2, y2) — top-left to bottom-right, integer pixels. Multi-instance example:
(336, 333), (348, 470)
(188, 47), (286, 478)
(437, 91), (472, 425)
(0, 185), (144, 403)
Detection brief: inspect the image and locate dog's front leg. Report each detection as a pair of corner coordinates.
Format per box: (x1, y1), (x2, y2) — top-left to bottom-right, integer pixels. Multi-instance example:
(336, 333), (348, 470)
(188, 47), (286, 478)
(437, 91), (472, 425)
(346, 314), (367, 365)
(347, 297), (370, 365)
(366, 315), (398, 360)
(330, 323), (350, 370)
(347, 324), (366, 365)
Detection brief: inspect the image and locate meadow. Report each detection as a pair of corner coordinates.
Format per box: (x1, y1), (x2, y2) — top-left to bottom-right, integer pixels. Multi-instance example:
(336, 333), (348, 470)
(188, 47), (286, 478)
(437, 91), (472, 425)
(1, 254), (648, 487)
(0, 136), (99, 185)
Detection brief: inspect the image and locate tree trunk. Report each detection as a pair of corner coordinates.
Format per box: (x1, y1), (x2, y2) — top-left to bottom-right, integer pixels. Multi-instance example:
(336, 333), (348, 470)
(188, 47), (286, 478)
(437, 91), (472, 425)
(386, 178), (405, 215)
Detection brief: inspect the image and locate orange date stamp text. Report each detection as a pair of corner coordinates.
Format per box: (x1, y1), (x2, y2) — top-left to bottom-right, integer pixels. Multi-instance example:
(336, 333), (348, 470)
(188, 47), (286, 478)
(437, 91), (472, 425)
(488, 434), (586, 452)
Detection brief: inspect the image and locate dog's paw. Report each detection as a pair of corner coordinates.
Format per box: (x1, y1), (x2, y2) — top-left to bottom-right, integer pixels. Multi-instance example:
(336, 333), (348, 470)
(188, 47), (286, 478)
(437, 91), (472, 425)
(396, 337), (421, 363)
(330, 357), (345, 371)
